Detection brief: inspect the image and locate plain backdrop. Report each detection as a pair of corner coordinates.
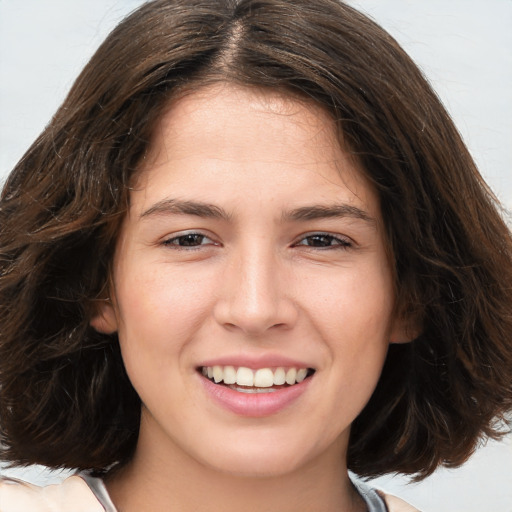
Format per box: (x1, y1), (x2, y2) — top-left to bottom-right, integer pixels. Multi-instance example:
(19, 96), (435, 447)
(1, 2), (511, 511)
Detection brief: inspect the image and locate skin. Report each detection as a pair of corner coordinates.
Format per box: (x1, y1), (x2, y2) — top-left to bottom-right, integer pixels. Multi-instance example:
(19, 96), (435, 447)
(92, 83), (410, 512)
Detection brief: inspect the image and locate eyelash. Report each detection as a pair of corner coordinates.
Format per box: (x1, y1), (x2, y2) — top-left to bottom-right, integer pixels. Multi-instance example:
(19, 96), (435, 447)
(162, 232), (216, 249)
(293, 232), (353, 250)
(162, 231), (353, 250)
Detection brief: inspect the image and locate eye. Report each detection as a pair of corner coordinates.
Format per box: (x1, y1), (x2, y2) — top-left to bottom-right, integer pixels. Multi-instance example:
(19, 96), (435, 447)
(295, 233), (352, 249)
(162, 232), (216, 248)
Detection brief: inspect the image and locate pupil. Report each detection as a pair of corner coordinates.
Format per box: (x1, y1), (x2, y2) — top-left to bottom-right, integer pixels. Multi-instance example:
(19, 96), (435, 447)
(181, 234), (203, 246)
(309, 235), (331, 247)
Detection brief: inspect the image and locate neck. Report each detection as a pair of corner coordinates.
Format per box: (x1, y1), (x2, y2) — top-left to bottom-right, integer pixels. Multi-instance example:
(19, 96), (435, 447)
(105, 417), (365, 512)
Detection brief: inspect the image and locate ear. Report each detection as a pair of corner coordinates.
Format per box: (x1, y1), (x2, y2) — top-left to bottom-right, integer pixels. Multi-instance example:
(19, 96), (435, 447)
(389, 312), (422, 344)
(90, 300), (118, 334)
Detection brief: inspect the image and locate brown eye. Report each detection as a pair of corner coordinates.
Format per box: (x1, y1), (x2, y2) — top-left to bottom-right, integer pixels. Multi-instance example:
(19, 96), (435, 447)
(296, 233), (352, 249)
(164, 233), (212, 247)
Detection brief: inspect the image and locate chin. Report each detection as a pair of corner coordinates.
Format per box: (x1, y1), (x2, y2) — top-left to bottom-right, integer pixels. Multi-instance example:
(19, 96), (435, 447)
(211, 456), (306, 479)
(195, 436), (322, 479)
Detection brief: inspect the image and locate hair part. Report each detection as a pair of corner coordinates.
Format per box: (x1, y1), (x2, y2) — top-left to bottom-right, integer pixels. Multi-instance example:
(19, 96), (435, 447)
(1, 0), (512, 480)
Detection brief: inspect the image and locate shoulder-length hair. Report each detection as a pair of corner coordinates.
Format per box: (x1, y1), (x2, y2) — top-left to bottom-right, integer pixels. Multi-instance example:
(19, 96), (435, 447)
(1, 0), (511, 480)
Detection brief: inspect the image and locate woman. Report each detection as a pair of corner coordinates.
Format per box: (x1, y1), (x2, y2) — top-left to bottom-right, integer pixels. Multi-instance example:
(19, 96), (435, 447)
(1, 1), (511, 510)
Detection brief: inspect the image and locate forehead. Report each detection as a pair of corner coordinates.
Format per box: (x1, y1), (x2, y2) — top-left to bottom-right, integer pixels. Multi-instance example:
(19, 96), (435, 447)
(132, 83), (379, 219)
(144, 84), (341, 164)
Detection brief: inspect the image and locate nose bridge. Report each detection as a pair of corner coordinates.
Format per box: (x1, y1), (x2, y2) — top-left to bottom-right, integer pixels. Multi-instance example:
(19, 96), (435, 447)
(215, 239), (296, 334)
(239, 242), (277, 312)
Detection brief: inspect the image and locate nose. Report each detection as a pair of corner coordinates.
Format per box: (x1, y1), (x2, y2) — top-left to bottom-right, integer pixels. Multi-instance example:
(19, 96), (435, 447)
(213, 245), (298, 336)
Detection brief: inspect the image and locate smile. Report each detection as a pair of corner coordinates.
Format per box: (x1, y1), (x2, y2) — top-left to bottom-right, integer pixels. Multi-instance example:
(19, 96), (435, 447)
(200, 366), (314, 393)
(199, 364), (315, 416)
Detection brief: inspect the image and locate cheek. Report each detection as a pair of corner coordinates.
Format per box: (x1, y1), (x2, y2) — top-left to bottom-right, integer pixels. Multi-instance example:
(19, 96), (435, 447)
(116, 265), (213, 340)
(112, 266), (218, 397)
(301, 259), (395, 339)
(300, 259), (394, 400)
(113, 269), (206, 407)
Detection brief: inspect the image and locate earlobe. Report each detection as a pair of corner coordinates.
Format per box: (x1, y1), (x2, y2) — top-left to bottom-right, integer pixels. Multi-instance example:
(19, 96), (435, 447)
(90, 300), (118, 334)
(389, 314), (422, 344)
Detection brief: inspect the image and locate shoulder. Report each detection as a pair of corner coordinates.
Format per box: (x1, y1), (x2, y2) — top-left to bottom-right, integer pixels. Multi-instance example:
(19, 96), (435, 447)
(377, 490), (422, 512)
(0, 475), (105, 512)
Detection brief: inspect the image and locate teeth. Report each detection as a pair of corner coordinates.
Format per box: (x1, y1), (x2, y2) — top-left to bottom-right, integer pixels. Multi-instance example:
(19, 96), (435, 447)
(223, 365), (236, 384)
(254, 368), (274, 387)
(236, 367), (254, 386)
(296, 368), (308, 383)
(285, 368), (297, 385)
(273, 367), (286, 385)
(212, 366), (223, 383)
(201, 365), (312, 387)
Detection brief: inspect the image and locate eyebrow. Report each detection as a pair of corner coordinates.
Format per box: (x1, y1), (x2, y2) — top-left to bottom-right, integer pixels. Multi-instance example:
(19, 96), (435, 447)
(141, 199), (231, 220)
(140, 198), (375, 225)
(282, 204), (375, 224)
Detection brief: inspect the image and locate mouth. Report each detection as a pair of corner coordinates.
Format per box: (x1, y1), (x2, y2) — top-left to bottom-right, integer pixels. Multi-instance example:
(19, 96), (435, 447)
(198, 365), (316, 393)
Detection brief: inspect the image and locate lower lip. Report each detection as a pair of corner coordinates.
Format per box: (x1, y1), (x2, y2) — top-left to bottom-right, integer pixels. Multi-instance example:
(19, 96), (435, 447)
(200, 375), (312, 417)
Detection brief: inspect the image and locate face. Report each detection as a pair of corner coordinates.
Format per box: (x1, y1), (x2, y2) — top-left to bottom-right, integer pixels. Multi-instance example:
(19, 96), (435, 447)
(93, 83), (407, 478)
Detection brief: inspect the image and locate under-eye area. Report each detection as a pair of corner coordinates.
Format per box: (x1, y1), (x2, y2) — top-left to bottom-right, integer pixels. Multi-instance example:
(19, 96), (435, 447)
(199, 366), (316, 392)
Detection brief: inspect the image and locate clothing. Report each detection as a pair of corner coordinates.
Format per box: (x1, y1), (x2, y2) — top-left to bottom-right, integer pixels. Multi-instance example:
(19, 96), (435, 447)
(353, 479), (389, 512)
(0, 475), (107, 512)
(0, 473), (420, 512)
(353, 479), (421, 512)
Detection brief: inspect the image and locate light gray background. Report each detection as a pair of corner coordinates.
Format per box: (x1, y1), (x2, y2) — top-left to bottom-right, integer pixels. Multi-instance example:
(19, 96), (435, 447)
(0, 1), (511, 511)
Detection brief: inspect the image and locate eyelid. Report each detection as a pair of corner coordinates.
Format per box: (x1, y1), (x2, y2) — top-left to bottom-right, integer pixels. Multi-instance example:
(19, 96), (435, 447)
(293, 231), (354, 249)
(161, 229), (220, 249)
(158, 229), (354, 250)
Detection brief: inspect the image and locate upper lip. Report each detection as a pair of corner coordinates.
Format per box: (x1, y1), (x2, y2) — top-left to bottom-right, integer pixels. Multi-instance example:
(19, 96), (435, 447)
(197, 354), (314, 370)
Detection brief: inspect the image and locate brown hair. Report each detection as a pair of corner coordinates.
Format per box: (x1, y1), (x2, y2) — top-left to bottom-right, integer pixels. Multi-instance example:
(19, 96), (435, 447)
(1, 0), (511, 480)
